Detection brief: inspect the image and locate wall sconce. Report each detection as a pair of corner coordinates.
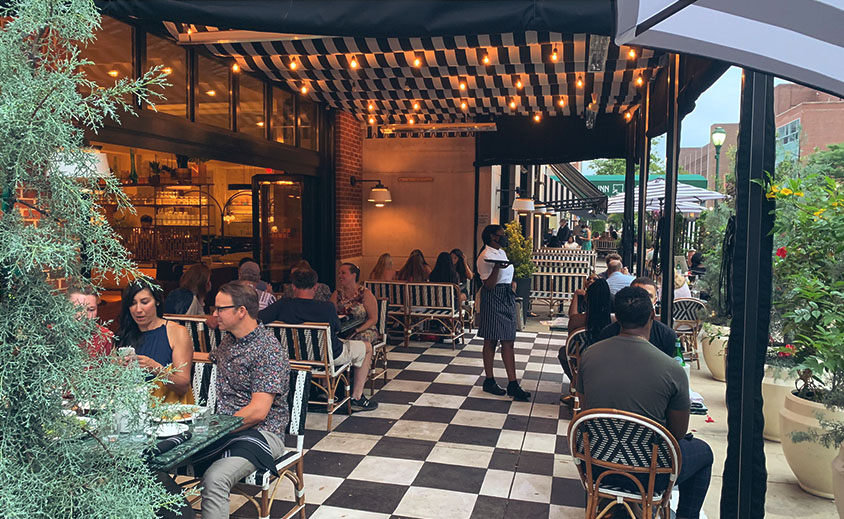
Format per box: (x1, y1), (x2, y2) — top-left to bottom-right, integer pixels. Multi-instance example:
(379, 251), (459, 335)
(351, 176), (392, 207)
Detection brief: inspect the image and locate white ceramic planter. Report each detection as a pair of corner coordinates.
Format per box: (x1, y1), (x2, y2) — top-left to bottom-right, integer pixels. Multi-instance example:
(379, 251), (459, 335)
(780, 391), (844, 499)
(832, 444), (844, 518)
(762, 365), (794, 442)
(701, 325), (728, 382)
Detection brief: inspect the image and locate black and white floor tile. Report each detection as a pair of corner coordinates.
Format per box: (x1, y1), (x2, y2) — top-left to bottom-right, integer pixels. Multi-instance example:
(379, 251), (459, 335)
(231, 330), (586, 519)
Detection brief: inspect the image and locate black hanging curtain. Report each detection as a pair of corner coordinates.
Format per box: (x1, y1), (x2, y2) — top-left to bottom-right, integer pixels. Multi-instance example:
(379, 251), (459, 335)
(721, 71), (775, 518)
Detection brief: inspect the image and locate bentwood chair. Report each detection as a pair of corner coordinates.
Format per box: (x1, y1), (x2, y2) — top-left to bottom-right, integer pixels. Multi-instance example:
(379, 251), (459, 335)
(563, 329), (588, 412)
(568, 409), (681, 519)
(671, 298), (707, 369)
(368, 298), (389, 396)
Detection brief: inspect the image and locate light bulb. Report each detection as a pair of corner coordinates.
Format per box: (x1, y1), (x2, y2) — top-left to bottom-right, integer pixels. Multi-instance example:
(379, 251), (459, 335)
(636, 74), (644, 87)
(367, 102), (375, 111)
(534, 113), (541, 122)
(482, 54), (490, 64)
(300, 84), (308, 95)
(289, 58), (298, 70)
(576, 76), (583, 88)
(460, 101), (468, 110)
(368, 115), (375, 124)
(205, 90), (216, 96)
(516, 79), (523, 89)
(231, 63), (240, 72)
(558, 98), (565, 107)
(408, 117), (415, 124)
(459, 80), (467, 90)
(107, 69), (119, 77)
(509, 100), (517, 110)
(256, 121), (264, 127)
(413, 56), (422, 67)
(625, 111), (632, 121)
(628, 48), (637, 59)
(412, 101), (420, 110)
(350, 56), (358, 69)
(551, 47), (559, 62)
(162, 67), (173, 75)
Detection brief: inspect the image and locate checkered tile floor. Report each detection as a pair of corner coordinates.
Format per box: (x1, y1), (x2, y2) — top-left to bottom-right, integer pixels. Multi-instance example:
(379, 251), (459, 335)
(233, 331), (586, 519)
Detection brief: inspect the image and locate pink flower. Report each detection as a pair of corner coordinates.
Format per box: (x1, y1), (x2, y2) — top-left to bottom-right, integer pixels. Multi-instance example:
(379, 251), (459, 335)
(776, 247), (787, 259)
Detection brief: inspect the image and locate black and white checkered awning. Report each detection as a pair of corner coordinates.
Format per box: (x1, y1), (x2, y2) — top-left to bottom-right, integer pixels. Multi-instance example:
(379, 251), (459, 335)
(164, 23), (664, 130)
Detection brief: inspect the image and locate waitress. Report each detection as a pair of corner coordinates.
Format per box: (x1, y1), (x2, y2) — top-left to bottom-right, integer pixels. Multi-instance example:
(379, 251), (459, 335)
(476, 225), (531, 401)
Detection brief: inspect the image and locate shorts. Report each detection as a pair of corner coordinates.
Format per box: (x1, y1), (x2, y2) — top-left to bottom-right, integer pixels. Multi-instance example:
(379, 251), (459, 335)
(334, 339), (367, 368)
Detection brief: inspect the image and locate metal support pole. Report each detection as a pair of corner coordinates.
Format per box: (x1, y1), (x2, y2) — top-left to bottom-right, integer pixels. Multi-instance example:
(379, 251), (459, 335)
(636, 80), (651, 277)
(622, 118), (637, 268)
(714, 146), (722, 192)
(720, 70), (774, 519)
(659, 54), (681, 326)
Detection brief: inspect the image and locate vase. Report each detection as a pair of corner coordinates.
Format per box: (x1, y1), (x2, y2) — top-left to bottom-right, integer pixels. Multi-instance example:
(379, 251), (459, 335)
(701, 325), (728, 382)
(833, 444), (844, 517)
(779, 391), (844, 498)
(762, 365), (793, 442)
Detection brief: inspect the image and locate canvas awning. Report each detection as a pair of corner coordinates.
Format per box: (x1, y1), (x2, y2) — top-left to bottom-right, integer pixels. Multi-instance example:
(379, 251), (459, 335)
(545, 163), (608, 213)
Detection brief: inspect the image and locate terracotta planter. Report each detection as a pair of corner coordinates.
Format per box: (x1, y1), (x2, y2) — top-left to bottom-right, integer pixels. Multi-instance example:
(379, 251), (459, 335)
(701, 325), (728, 382)
(832, 444), (844, 517)
(779, 391), (844, 498)
(762, 365), (793, 442)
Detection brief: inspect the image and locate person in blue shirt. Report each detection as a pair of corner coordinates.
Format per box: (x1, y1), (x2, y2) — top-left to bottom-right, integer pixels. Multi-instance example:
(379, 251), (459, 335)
(605, 259), (635, 295)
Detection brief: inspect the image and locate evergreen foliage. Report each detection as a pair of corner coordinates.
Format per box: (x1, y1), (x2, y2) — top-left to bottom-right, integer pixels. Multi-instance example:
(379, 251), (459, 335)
(0, 1), (177, 517)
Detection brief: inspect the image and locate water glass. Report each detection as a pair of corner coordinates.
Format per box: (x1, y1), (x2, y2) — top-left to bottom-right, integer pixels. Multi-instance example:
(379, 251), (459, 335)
(193, 407), (211, 435)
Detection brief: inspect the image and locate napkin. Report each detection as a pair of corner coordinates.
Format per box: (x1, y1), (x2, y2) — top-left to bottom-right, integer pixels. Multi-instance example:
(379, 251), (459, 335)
(150, 431), (192, 456)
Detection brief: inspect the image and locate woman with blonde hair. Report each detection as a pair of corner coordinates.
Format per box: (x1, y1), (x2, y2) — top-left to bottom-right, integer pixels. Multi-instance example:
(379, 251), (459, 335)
(674, 270), (692, 299)
(369, 253), (396, 281)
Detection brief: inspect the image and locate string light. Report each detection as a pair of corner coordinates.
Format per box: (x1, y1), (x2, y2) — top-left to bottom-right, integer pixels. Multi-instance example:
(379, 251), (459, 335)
(412, 101), (420, 110)
(509, 99), (517, 110)
(231, 63), (240, 73)
(558, 97), (565, 107)
(205, 90), (216, 96)
(289, 57), (298, 70)
(482, 53), (490, 65)
(533, 113), (541, 122)
(107, 69), (119, 77)
(628, 48), (637, 59)
(413, 56), (422, 67)
(256, 121), (264, 127)
(408, 116), (415, 124)
(368, 115), (376, 124)
(350, 55), (359, 69)
(551, 46), (559, 62)
(459, 79), (467, 90)
(162, 67), (173, 75)
(636, 74), (644, 87)
(460, 101), (468, 111)
(576, 76), (583, 88)
(367, 101), (375, 111)
(625, 111), (633, 121)
(515, 77), (523, 89)
(299, 84), (308, 95)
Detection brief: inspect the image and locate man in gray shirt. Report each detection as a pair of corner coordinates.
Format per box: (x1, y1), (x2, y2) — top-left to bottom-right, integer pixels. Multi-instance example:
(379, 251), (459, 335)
(576, 286), (712, 519)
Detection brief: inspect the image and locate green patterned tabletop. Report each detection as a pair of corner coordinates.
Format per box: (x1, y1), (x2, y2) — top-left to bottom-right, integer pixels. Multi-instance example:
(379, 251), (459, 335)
(149, 414), (242, 471)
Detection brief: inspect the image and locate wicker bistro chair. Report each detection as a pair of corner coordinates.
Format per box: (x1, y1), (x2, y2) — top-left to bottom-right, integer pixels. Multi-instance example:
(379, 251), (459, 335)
(404, 282), (465, 349)
(671, 298), (707, 369)
(266, 322), (351, 431)
(368, 298), (389, 396)
(191, 354), (217, 408)
(563, 329), (588, 412)
(530, 269), (588, 316)
(364, 280), (408, 340)
(568, 409), (682, 519)
(164, 314), (222, 353)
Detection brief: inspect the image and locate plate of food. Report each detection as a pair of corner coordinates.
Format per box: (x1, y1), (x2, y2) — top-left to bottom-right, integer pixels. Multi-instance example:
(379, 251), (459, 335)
(155, 404), (202, 423)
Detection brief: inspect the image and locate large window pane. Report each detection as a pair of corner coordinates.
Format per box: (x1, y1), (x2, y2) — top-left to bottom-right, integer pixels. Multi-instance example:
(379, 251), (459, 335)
(238, 73), (265, 139)
(271, 87), (295, 145)
(146, 33), (188, 118)
(81, 17), (132, 101)
(197, 54), (231, 129)
(298, 97), (319, 150)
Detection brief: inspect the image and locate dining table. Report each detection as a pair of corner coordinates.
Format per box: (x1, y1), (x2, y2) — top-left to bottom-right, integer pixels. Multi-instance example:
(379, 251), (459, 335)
(338, 314), (366, 336)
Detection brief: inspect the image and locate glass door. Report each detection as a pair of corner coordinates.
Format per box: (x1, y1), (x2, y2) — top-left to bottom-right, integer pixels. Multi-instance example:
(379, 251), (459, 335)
(252, 175), (304, 283)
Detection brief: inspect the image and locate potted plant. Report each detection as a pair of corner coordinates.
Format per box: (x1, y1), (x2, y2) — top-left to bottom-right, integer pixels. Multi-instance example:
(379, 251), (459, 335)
(502, 220), (535, 322)
(767, 172), (844, 501)
(762, 342), (800, 441)
(695, 202), (734, 381)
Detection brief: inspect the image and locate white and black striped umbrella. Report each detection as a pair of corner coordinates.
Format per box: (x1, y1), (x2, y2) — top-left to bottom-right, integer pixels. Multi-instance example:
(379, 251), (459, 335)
(615, 0), (844, 97)
(163, 23), (663, 127)
(606, 177), (726, 208)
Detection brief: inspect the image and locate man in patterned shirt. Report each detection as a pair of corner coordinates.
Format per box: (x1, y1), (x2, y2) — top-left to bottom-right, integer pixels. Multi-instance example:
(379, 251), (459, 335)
(201, 281), (290, 519)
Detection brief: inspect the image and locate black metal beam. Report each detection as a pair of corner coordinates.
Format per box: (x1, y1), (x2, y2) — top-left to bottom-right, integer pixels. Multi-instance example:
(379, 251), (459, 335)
(636, 80), (651, 276)
(720, 69), (775, 519)
(660, 54), (681, 325)
(622, 116), (636, 268)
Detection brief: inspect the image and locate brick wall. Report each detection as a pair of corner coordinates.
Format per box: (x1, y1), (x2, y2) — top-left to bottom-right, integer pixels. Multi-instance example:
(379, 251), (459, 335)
(334, 111), (364, 259)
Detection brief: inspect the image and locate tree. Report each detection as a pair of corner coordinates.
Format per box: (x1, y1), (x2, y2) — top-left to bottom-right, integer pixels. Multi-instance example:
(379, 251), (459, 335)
(0, 1), (175, 517)
(589, 136), (667, 176)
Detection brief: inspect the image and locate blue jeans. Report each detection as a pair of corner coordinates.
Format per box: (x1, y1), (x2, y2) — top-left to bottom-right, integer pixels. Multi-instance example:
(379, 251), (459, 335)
(675, 437), (713, 519)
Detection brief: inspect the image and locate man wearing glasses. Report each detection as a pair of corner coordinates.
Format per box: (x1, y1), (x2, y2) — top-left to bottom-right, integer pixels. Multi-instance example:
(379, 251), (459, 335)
(199, 281), (290, 519)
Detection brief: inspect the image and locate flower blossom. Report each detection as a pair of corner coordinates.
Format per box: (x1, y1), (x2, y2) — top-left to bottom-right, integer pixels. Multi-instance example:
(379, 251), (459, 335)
(776, 247), (787, 258)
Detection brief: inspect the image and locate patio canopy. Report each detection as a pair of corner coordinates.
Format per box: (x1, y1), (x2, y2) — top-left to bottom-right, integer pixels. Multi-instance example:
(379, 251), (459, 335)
(615, 0), (844, 97)
(606, 177), (726, 207)
(546, 163), (608, 213)
(97, 0), (728, 161)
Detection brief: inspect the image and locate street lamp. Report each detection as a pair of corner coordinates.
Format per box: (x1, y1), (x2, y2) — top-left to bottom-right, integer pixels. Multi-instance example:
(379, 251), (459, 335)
(711, 126), (727, 192)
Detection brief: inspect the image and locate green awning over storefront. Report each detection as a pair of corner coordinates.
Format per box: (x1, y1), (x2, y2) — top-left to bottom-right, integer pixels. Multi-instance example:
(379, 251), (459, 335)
(586, 174), (708, 197)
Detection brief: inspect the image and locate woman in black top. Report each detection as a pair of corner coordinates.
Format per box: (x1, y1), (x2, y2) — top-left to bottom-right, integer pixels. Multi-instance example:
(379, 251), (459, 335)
(428, 252), (459, 285)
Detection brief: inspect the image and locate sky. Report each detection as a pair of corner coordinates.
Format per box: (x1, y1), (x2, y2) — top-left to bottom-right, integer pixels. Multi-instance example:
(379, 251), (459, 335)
(582, 66), (744, 174)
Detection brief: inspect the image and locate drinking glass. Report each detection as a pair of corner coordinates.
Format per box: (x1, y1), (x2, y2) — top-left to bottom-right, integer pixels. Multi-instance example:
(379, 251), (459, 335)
(193, 407), (211, 435)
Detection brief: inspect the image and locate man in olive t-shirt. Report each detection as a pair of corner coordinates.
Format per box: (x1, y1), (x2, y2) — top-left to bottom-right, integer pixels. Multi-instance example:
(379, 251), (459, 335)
(576, 287), (713, 519)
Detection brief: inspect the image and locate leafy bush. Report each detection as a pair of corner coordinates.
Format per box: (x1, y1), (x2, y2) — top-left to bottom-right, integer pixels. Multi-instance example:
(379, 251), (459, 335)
(695, 202), (735, 325)
(503, 220), (535, 279)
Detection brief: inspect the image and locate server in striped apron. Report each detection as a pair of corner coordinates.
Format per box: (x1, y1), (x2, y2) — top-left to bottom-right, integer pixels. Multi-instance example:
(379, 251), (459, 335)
(476, 225), (532, 401)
